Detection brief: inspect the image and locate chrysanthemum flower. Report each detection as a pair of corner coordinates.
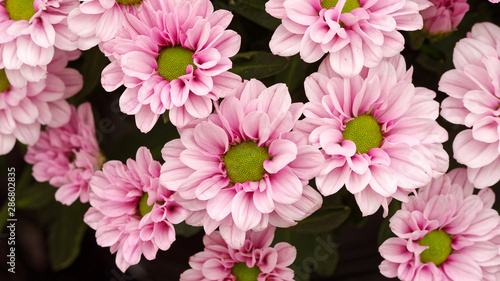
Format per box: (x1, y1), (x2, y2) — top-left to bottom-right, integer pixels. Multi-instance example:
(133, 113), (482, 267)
(420, 0), (469, 37)
(294, 55), (448, 216)
(440, 22), (500, 189)
(0, 49), (82, 155)
(85, 147), (189, 272)
(0, 0), (79, 85)
(100, 0), (241, 132)
(25, 102), (101, 205)
(160, 79), (324, 249)
(180, 227), (296, 281)
(68, 0), (146, 50)
(379, 168), (500, 281)
(265, 0), (431, 77)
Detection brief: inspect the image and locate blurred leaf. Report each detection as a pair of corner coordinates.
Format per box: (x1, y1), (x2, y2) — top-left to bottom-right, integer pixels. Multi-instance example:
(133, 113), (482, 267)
(16, 182), (56, 210)
(231, 51), (289, 79)
(48, 202), (89, 271)
(0, 201), (8, 231)
(174, 222), (202, 238)
(275, 229), (339, 281)
(215, 0), (280, 30)
(70, 46), (109, 104)
(294, 206), (350, 234)
(377, 200), (401, 246)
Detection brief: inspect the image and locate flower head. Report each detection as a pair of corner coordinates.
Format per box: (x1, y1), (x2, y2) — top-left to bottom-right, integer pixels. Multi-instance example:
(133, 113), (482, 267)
(100, 0), (242, 132)
(295, 55), (448, 216)
(265, 0), (431, 77)
(0, 0), (80, 85)
(379, 168), (500, 281)
(160, 79), (324, 249)
(0, 49), (82, 155)
(68, 0), (146, 50)
(24, 102), (100, 205)
(180, 227), (296, 281)
(440, 22), (500, 188)
(85, 147), (189, 272)
(420, 0), (469, 37)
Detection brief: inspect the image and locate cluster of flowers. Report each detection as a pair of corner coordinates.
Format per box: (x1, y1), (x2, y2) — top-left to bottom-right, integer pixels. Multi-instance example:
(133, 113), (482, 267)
(1, 0), (499, 280)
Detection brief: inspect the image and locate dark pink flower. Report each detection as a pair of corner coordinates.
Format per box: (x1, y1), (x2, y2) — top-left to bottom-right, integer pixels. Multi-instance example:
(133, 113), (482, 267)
(85, 147), (189, 272)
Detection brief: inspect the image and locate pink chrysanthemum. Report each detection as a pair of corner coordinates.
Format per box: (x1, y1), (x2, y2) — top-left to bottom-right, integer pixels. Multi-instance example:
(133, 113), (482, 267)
(294, 55), (448, 216)
(0, 49), (82, 155)
(379, 168), (500, 281)
(100, 0), (241, 132)
(85, 147), (189, 272)
(68, 0), (145, 50)
(180, 227), (296, 281)
(160, 79), (324, 249)
(440, 22), (500, 188)
(25, 102), (100, 205)
(420, 0), (469, 36)
(265, 0), (431, 77)
(0, 0), (79, 85)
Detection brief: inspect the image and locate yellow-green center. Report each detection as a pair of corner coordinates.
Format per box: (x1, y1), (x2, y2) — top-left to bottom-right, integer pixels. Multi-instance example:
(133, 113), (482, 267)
(418, 230), (453, 266)
(138, 193), (162, 217)
(115, 0), (143, 5)
(0, 69), (11, 93)
(231, 262), (261, 281)
(342, 114), (383, 154)
(222, 141), (270, 184)
(320, 0), (361, 13)
(157, 46), (196, 82)
(4, 0), (36, 21)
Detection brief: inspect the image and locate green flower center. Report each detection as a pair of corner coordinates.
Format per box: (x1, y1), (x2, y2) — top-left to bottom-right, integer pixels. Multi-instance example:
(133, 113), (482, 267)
(342, 114), (383, 154)
(231, 262), (261, 281)
(115, 0), (143, 5)
(418, 230), (453, 266)
(157, 46), (196, 82)
(4, 0), (36, 21)
(0, 69), (11, 93)
(138, 193), (162, 217)
(222, 141), (270, 184)
(320, 0), (361, 13)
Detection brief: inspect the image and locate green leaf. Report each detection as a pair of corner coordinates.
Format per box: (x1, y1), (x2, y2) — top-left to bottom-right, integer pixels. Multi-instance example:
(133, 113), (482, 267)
(16, 182), (56, 210)
(48, 202), (89, 271)
(230, 51), (289, 80)
(68, 46), (109, 105)
(215, 0), (280, 30)
(293, 206), (350, 234)
(174, 222), (202, 238)
(0, 201), (8, 231)
(275, 229), (339, 281)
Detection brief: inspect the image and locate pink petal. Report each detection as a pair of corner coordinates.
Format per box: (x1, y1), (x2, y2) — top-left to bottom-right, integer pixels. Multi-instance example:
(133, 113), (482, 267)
(264, 139), (297, 174)
(269, 167), (303, 204)
(453, 130), (499, 169)
(231, 191), (262, 231)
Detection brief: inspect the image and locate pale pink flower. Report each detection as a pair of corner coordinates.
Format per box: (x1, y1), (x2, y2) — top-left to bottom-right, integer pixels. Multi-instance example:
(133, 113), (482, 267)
(0, 49), (82, 155)
(68, 0), (145, 50)
(440, 22), (500, 188)
(85, 147), (189, 272)
(160, 79), (324, 249)
(25, 102), (100, 205)
(420, 0), (469, 36)
(379, 168), (500, 281)
(180, 227), (295, 281)
(0, 0), (80, 86)
(295, 55), (448, 216)
(100, 0), (242, 132)
(265, 0), (431, 77)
